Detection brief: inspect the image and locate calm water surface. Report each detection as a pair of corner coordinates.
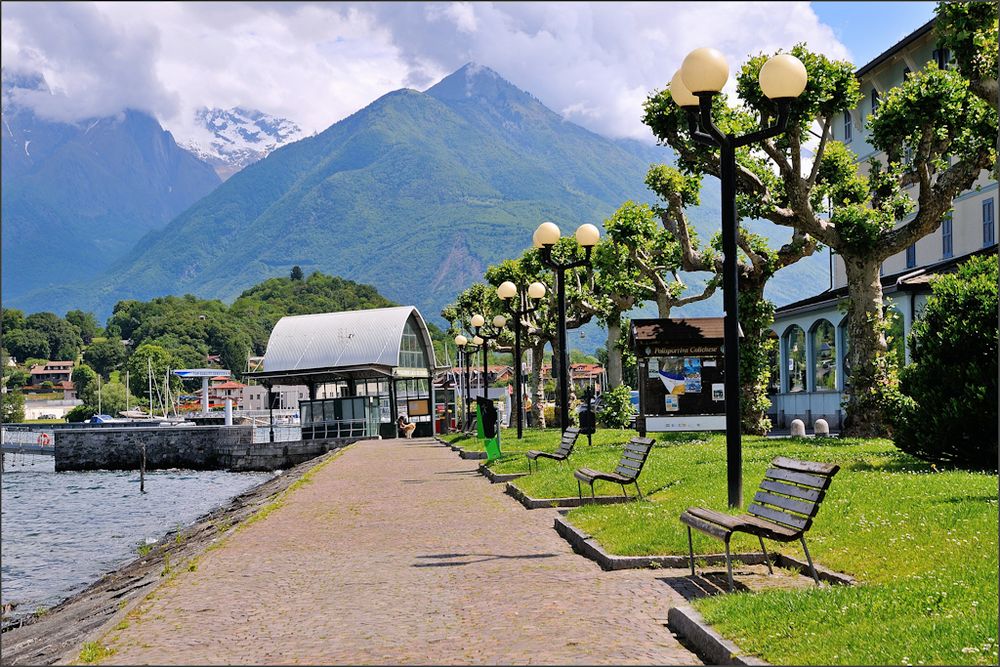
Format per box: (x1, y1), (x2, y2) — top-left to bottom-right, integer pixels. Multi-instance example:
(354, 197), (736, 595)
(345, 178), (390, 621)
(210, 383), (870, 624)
(1, 454), (271, 616)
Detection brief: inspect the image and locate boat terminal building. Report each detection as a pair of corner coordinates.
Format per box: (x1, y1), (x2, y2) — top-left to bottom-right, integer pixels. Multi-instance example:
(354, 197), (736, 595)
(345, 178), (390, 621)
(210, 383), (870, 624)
(245, 306), (441, 439)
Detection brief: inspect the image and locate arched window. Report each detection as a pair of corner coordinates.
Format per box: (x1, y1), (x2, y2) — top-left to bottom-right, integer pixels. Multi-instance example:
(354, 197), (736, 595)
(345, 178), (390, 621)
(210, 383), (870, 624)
(399, 317), (430, 369)
(811, 320), (837, 392)
(886, 307), (906, 368)
(766, 331), (780, 396)
(784, 325), (806, 393)
(839, 316), (851, 390)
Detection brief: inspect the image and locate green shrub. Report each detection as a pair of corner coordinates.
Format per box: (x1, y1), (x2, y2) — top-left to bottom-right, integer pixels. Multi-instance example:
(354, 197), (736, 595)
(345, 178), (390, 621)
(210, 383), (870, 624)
(892, 254), (998, 470)
(597, 385), (634, 429)
(542, 404), (555, 427)
(66, 405), (96, 423)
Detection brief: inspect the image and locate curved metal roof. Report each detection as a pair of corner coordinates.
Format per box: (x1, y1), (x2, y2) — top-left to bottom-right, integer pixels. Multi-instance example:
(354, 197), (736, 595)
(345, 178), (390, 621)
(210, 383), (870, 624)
(262, 306), (436, 374)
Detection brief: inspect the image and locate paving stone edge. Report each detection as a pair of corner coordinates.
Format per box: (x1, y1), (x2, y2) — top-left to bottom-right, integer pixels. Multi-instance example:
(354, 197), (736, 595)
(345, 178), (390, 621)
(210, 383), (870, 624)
(476, 465), (527, 484)
(504, 482), (630, 509)
(667, 604), (770, 665)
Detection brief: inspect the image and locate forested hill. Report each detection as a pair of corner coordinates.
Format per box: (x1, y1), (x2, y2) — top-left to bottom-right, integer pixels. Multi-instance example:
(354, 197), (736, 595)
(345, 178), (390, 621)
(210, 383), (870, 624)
(97, 271), (422, 378)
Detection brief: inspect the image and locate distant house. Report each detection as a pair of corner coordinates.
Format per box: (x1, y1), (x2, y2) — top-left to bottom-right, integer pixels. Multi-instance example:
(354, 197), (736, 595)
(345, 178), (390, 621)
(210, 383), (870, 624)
(769, 18), (997, 430)
(195, 379), (248, 407)
(539, 362), (605, 396)
(29, 360), (74, 386)
(241, 384), (310, 411)
(56, 380), (77, 401)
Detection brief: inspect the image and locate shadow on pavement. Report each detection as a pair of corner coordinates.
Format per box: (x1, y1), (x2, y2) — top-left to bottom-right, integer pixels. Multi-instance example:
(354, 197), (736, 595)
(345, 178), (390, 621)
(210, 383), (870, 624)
(413, 552), (559, 567)
(657, 573), (750, 600)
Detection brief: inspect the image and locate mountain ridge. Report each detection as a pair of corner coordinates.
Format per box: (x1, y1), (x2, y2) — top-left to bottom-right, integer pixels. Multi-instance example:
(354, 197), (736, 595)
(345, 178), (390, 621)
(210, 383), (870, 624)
(1, 69), (222, 301)
(6, 63), (828, 335)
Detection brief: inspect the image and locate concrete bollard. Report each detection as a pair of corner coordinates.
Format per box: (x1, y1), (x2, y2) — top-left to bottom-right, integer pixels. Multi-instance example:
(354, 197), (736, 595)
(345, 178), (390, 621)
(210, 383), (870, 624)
(790, 419), (806, 437)
(814, 418), (830, 436)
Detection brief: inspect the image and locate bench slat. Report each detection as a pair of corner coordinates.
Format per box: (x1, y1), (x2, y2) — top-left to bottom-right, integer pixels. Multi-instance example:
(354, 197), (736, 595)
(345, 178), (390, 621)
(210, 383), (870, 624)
(759, 479), (824, 502)
(614, 466), (639, 479)
(748, 503), (810, 530)
(772, 457), (840, 476)
(765, 467), (831, 490)
(753, 490), (817, 516)
(680, 512), (733, 541)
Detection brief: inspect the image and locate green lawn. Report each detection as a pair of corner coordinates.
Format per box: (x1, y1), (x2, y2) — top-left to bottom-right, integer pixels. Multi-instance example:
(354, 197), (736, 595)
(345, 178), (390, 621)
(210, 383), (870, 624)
(503, 429), (998, 665)
(440, 427), (644, 471)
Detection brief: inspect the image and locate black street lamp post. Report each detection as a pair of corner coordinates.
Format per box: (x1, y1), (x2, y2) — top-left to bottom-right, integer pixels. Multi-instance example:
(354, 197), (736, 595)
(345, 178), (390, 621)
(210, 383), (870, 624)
(533, 222), (600, 431)
(471, 314), (506, 407)
(671, 48), (808, 508)
(497, 280), (547, 438)
(454, 335), (479, 432)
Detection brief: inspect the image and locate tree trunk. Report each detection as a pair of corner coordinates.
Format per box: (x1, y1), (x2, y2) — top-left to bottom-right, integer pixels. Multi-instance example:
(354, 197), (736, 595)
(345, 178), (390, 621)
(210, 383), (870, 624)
(655, 292), (673, 318)
(842, 256), (895, 437)
(737, 286), (776, 436)
(606, 313), (623, 388)
(528, 341), (546, 429)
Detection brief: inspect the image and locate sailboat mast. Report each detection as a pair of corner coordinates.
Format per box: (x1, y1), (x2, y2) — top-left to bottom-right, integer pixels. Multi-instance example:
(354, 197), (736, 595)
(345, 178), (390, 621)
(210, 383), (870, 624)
(148, 357), (153, 418)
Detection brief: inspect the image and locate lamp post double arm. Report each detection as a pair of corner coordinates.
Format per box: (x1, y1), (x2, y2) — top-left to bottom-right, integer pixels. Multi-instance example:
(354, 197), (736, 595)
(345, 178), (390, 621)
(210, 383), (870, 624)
(453, 334), (480, 432)
(671, 49), (808, 508)
(532, 222), (600, 431)
(471, 314), (506, 403)
(497, 280), (547, 438)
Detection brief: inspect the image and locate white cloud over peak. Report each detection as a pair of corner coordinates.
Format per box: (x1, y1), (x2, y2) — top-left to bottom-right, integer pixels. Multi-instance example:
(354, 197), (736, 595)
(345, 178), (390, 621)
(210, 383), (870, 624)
(1, 1), (851, 144)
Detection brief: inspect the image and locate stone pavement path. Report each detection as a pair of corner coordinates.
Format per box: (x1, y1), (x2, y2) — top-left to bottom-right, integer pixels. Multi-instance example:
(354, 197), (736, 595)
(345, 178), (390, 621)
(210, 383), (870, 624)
(102, 438), (701, 665)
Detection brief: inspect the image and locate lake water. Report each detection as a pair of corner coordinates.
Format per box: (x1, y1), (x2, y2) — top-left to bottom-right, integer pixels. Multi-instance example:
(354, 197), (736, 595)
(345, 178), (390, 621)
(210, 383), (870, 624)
(0, 454), (271, 617)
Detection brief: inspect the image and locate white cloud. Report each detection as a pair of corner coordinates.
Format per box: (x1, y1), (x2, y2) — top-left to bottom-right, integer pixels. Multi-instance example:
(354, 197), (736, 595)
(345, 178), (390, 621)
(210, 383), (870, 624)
(1, 1), (851, 144)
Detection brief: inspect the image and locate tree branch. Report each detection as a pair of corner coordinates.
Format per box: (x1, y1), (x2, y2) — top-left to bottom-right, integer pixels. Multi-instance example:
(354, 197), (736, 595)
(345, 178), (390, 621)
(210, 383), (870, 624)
(807, 116), (832, 186)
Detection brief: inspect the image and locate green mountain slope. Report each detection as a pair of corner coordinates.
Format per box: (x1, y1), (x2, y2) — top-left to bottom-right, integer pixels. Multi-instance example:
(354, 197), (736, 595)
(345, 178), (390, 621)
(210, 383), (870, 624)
(12, 64), (828, 328)
(1, 75), (222, 300)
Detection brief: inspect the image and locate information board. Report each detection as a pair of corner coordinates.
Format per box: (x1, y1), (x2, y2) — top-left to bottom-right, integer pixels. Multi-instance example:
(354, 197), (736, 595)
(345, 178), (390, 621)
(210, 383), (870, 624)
(630, 318), (727, 433)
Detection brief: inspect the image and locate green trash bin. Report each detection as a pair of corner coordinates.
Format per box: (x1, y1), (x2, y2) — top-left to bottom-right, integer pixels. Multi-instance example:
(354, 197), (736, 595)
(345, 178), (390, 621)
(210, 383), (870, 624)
(476, 397), (502, 461)
(475, 404), (485, 440)
(484, 434), (501, 461)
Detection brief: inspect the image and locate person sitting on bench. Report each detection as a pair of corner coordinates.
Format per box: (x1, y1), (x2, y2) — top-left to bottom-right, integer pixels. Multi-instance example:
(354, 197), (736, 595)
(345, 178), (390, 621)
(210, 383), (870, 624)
(397, 414), (416, 439)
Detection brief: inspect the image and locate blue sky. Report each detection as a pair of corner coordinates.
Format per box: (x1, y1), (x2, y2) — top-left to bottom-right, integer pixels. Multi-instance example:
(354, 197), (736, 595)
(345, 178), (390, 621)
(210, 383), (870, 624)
(812, 1), (938, 66)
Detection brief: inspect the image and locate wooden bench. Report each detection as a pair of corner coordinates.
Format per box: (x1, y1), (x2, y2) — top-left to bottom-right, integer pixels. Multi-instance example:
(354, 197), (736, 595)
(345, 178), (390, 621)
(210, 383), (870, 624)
(680, 456), (840, 591)
(525, 427), (580, 473)
(573, 436), (654, 502)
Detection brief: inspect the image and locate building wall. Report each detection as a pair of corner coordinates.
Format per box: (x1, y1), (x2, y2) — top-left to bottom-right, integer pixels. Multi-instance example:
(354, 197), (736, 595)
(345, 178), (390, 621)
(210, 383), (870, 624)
(241, 384), (310, 411)
(770, 289), (932, 429)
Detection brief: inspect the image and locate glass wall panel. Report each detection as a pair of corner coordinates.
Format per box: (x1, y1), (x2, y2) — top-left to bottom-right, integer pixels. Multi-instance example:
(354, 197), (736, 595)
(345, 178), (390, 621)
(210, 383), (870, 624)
(811, 320), (837, 391)
(784, 325), (807, 393)
(399, 317), (430, 369)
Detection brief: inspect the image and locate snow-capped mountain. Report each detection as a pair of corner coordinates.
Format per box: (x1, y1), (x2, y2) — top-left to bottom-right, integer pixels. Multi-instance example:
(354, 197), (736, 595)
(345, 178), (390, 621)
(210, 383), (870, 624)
(181, 106), (304, 180)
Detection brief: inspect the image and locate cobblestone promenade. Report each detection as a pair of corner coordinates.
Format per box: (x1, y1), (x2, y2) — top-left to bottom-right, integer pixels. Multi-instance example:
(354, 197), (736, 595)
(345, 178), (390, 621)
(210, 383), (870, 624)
(103, 438), (700, 665)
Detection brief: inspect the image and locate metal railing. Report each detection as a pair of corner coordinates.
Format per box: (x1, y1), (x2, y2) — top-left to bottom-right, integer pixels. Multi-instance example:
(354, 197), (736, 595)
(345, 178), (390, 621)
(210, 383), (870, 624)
(301, 419), (374, 440)
(252, 425), (302, 444)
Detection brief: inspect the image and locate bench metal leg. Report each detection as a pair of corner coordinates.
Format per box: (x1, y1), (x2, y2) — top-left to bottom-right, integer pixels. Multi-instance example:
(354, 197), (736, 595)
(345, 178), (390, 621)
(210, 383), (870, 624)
(800, 536), (820, 585)
(724, 537), (735, 592)
(758, 535), (774, 574)
(687, 526), (696, 577)
(577, 478), (583, 501)
(634, 480), (643, 500)
(620, 483), (628, 498)
(590, 482), (595, 503)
